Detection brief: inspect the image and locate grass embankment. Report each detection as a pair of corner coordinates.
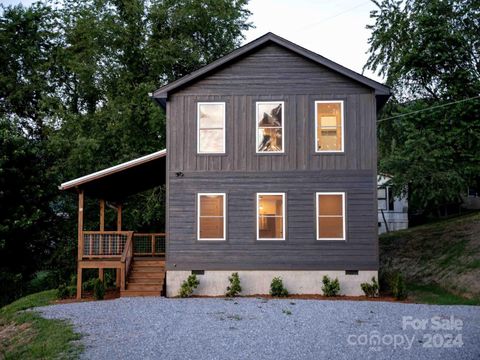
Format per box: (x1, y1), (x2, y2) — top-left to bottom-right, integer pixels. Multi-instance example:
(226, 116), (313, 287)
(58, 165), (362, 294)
(0, 290), (81, 359)
(380, 211), (480, 305)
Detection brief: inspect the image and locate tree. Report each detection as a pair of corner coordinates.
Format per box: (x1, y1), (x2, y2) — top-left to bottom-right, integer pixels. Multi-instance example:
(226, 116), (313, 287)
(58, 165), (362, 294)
(0, 0), (253, 305)
(365, 0), (480, 215)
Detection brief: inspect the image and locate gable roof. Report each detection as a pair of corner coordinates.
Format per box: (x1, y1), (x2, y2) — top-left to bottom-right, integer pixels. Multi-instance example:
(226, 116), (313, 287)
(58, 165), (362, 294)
(151, 32), (390, 107)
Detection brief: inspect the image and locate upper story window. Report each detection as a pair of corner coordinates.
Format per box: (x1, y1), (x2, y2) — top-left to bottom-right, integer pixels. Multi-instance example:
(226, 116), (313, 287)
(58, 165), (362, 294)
(315, 101), (344, 152)
(197, 193), (226, 240)
(197, 102), (225, 154)
(257, 193), (285, 240)
(256, 101), (284, 153)
(316, 192), (345, 240)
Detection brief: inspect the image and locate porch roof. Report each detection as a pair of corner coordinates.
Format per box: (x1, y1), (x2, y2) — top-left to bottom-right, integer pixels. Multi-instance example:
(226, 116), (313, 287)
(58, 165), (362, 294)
(59, 149), (166, 201)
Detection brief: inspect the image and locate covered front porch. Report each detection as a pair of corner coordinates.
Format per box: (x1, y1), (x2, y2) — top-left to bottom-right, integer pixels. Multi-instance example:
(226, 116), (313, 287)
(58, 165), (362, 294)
(60, 150), (167, 298)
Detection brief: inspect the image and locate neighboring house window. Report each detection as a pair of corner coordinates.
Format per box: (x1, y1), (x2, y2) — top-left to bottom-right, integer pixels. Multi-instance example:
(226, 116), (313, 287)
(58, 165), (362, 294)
(257, 193), (285, 240)
(315, 101), (344, 152)
(197, 102), (225, 153)
(378, 187), (387, 210)
(197, 193), (226, 240)
(316, 192), (345, 240)
(378, 186), (394, 211)
(256, 101), (284, 153)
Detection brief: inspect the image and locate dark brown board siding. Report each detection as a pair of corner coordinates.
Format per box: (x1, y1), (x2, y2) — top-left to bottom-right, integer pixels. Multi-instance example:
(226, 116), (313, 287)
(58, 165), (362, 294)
(166, 171), (378, 271)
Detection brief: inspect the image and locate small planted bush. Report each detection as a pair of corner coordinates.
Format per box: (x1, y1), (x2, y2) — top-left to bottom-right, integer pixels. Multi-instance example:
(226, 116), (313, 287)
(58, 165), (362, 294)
(93, 278), (105, 300)
(392, 273), (407, 300)
(270, 277), (288, 297)
(321, 275), (340, 297)
(226, 272), (242, 297)
(361, 277), (379, 297)
(179, 274), (200, 298)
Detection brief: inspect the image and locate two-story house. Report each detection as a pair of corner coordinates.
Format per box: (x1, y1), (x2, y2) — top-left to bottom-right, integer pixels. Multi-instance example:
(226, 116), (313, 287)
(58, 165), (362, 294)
(61, 33), (390, 298)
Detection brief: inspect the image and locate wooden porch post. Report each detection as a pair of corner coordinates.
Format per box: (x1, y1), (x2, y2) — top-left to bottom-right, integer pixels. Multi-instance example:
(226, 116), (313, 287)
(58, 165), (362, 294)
(117, 204), (122, 231)
(77, 190), (84, 300)
(116, 204), (122, 288)
(99, 199), (105, 281)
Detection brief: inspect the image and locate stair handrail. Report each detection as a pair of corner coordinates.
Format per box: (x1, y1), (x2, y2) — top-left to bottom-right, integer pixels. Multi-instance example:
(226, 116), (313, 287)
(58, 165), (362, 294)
(120, 231), (134, 291)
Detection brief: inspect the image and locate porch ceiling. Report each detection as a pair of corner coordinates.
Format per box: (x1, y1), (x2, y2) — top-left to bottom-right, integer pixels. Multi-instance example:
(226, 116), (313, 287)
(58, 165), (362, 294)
(59, 149), (166, 201)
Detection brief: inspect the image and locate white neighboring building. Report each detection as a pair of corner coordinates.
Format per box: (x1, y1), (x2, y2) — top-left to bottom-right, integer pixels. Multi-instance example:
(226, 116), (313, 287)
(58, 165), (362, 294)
(377, 175), (408, 234)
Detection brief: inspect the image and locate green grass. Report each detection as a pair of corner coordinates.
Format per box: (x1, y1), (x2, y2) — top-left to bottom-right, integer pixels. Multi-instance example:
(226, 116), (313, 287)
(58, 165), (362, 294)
(408, 283), (480, 306)
(0, 290), (82, 359)
(379, 211), (480, 304)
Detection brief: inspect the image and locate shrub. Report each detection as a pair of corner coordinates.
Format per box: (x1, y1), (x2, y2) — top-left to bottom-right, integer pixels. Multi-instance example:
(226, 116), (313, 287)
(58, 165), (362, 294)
(270, 277), (288, 297)
(57, 284), (69, 299)
(380, 271), (408, 300)
(321, 275), (340, 297)
(68, 285), (77, 298)
(226, 272), (242, 297)
(392, 273), (407, 300)
(82, 278), (96, 292)
(179, 274), (200, 298)
(361, 277), (379, 297)
(27, 270), (59, 293)
(93, 279), (105, 300)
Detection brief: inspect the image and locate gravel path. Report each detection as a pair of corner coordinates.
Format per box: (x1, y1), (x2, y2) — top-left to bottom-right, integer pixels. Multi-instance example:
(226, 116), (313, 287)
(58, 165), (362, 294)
(37, 297), (480, 360)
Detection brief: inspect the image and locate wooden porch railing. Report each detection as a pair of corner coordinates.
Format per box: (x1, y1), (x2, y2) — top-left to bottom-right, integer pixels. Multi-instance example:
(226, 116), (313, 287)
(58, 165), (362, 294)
(133, 233), (166, 256)
(79, 231), (164, 291)
(82, 231), (133, 258)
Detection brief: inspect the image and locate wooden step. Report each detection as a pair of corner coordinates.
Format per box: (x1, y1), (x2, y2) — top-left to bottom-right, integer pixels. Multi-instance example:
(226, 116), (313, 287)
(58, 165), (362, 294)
(121, 290), (162, 297)
(127, 283), (163, 291)
(130, 266), (165, 273)
(129, 272), (165, 280)
(133, 260), (165, 267)
(128, 277), (164, 284)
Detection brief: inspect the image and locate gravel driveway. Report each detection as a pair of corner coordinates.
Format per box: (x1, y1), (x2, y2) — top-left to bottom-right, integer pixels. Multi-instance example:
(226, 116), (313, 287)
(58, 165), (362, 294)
(37, 297), (480, 360)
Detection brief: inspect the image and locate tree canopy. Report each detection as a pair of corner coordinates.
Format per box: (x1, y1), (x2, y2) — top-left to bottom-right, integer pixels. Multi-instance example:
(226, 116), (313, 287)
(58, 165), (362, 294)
(365, 0), (480, 215)
(0, 0), (252, 306)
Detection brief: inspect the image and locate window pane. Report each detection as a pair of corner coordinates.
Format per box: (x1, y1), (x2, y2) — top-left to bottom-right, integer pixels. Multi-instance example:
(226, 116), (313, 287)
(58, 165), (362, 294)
(258, 216), (283, 239)
(378, 199), (387, 210)
(318, 217), (343, 238)
(199, 217), (224, 239)
(199, 104), (224, 128)
(316, 102), (342, 151)
(257, 128), (282, 152)
(199, 129), (224, 153)
(318, 195), (343, 216)
(258, 103), (282, 127)
(377, 188), (386, 199)
(259, 195), (283, 216)
(200, 195), (224, 216)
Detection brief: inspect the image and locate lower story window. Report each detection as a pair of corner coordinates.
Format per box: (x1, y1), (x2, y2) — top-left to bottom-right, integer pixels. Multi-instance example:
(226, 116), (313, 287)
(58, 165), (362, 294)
(197, 193), (226, 240)
(257, 193), (285, 240)
(316, 192), (345, 240)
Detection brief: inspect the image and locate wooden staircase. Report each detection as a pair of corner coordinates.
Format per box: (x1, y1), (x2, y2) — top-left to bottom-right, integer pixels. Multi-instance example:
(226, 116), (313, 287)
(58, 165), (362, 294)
(121, 258), (165, 297)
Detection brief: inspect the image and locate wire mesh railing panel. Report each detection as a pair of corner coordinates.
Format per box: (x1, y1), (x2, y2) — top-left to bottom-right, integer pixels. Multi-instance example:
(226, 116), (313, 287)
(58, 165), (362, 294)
(133, 234), (152, 254)
(83, 232), (127, 257)
(154, 235), (166, 254)
(133, 233), (165, 255)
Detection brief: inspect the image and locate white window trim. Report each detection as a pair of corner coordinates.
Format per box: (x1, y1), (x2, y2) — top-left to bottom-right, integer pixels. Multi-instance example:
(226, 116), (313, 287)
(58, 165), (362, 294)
(197, 102), (226, 154)
(314, 100), (345, 153)
(316, 192), (346, 241)
(256, 192), (286, 241)
(255, 101), (285, 154)
(197, 193), (226, 241)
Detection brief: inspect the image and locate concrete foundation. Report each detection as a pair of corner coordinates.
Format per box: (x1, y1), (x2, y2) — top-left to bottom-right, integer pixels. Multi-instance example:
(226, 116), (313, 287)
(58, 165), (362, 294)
(166, 270), (378, 297)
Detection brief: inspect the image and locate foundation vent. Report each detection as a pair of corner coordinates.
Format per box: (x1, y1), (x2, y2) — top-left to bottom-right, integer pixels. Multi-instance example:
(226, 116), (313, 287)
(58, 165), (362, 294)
(345, 270), (359, 275)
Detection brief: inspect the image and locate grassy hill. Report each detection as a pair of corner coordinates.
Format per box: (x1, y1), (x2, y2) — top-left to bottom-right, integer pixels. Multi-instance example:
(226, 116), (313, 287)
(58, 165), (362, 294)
(380, 211), (480, 304)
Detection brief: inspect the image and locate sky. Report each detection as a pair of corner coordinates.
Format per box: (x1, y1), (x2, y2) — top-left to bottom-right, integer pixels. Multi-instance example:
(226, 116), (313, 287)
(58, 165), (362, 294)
(1, 0), (382, 82)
